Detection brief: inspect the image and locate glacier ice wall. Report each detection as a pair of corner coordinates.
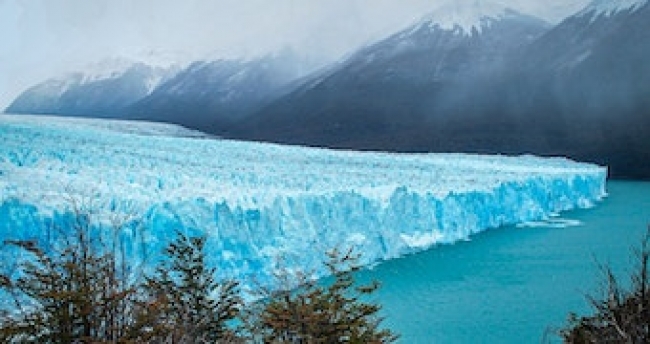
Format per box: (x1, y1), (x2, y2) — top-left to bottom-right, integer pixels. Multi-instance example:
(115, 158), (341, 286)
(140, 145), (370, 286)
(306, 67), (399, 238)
(0, 114), (607, 288)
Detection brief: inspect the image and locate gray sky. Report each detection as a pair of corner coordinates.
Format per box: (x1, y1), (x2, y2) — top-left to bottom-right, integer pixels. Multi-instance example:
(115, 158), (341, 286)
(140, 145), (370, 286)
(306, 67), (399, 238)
(0, 0), (590, 109)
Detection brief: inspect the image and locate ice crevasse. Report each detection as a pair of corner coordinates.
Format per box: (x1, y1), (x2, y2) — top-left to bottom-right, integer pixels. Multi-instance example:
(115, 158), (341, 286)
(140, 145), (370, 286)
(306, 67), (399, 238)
(0, 114), (607, 288)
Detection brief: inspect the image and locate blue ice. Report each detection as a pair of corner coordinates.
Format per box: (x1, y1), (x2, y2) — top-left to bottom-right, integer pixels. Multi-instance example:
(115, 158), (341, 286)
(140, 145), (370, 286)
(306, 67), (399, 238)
(0, 114), (607, 290)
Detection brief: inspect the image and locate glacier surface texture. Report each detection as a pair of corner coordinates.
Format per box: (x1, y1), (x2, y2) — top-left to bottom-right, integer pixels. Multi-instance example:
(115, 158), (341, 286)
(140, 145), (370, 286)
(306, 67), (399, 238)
(0, 114), (607, 289)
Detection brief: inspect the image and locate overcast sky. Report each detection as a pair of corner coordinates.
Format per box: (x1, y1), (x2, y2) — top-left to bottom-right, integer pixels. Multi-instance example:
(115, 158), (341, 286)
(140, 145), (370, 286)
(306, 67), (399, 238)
(0, 0), (590, 109)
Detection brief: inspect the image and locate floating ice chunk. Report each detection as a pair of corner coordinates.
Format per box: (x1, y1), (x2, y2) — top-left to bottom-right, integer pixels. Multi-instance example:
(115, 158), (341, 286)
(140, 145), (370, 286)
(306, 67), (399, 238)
(517, 218), (583, 229)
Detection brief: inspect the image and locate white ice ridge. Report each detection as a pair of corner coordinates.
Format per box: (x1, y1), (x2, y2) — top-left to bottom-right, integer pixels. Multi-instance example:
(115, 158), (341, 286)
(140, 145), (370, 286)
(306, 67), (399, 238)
(0, 114), (607, 289)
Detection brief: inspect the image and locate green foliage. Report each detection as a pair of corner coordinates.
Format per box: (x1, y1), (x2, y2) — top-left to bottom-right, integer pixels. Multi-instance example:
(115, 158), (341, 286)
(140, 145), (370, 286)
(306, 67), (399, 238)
(561, 228), (650, 343)
(249, 248), (398, 343)
(0, 213), (138, 343)
(138, 230), (242, 343)
(0, 207), (397, 343)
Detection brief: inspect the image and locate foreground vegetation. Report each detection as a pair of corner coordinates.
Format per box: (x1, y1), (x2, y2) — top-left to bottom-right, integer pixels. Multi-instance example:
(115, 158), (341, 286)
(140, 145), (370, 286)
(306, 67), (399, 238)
(561, 228), (650, 343)
(0, 210), (397, 343)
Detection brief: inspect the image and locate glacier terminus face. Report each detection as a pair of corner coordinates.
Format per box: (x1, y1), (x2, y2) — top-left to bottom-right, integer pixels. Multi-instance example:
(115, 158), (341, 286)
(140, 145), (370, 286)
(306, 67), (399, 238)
(0, 114), (607, 291)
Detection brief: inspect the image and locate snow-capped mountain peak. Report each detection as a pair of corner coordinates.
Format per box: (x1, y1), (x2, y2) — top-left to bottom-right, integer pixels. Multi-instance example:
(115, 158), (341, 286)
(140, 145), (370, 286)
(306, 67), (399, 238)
(5, 56), (183, 117)
(74, 57), (182, 88)
(417, 1), (518, 35)
(578, 0), (648, 18)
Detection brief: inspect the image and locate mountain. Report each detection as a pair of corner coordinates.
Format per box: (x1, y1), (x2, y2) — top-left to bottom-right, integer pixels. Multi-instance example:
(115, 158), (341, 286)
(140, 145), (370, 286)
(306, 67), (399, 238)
(5, 1), (649, 179)
(231, 2), (550, 151)
(5, 51), (318, 132)
(501, 0), (650, 178)
(581, 0), (648, 16)
(5, 59), (179, 118)
(124, 50), (318, 134)
(232, 0), (650, 179)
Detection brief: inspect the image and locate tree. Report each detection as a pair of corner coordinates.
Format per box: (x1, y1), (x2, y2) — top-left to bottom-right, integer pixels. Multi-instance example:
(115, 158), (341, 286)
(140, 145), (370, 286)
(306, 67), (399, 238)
(0, 208), (140, 343)
(138, 230), (242, 343)
(0, 201), (397, 343)
(561, 228), (650, 343)
(248, 248), (398, 343)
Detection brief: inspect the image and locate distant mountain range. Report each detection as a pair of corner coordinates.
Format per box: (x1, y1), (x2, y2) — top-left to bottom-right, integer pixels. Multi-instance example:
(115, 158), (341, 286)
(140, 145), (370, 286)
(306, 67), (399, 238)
(5, 0), (650, 179)
(232, 3), (551, 150)
(6, 59), (179, 118)
(126, 49), (317, 134)
(5, 49), (317, 131)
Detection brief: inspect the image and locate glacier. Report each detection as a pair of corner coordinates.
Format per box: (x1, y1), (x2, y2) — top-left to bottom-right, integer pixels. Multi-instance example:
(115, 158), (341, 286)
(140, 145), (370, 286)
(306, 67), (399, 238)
(0, 114), (607, 290)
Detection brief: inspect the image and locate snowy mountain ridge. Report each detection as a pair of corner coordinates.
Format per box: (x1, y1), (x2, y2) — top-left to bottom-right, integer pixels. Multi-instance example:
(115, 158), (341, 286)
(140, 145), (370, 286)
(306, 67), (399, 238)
(5, 58), (183, 117)
(578, 0), (648, 17)
(72, 57), (181, 93)
(19, 58), (180, 98)
(76, 57), (139, 84)
(416, 1), (523, 35)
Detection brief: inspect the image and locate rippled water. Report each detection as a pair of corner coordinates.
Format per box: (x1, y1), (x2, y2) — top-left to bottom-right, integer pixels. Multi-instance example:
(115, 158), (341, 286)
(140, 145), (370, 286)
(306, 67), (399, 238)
(360, 181), (650, 343)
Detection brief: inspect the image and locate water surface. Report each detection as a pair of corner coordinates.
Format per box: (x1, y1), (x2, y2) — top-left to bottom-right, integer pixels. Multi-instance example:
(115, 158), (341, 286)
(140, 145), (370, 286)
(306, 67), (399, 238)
(363, 181), (650, 343)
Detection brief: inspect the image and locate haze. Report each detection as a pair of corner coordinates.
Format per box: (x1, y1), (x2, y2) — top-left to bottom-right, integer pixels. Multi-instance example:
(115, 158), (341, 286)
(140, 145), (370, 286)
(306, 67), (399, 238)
(0, 0), (588, 109)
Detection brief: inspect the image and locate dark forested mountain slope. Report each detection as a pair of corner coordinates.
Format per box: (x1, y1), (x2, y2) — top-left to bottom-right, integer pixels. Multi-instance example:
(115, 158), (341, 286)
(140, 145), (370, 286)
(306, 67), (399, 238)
(501, 0), (650, 178)
(232, 4), (551, 150)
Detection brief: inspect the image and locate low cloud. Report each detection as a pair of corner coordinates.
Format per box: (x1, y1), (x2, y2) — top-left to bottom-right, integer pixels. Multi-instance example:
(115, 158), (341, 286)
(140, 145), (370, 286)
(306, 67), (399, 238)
(0, 0), (588, 109)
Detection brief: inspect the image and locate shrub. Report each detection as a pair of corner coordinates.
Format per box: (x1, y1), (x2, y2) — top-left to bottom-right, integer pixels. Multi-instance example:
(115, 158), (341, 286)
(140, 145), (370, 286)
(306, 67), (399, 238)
(561, 228), (650, 343)
(137, 230), (242, 343)
(0, 210), (138, 343)
(247, 248), (398, 343)
(0, 206), (396, 343)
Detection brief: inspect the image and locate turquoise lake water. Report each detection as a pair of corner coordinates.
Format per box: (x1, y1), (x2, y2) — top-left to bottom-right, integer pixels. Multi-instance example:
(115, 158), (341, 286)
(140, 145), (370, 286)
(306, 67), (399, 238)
(360, 181), (650, 343)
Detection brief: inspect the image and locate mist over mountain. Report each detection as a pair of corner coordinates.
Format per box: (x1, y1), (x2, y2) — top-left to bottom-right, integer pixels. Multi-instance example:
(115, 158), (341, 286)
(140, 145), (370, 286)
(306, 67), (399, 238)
(125, 49), (318, 134)
(230, 0), (650, 179)
(5, 50), (320, 134)
(499, 0), (650, 178)
(5, 59), (179, 118)
(231, 3), (550, 149)
(4, 0), (649, 178)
